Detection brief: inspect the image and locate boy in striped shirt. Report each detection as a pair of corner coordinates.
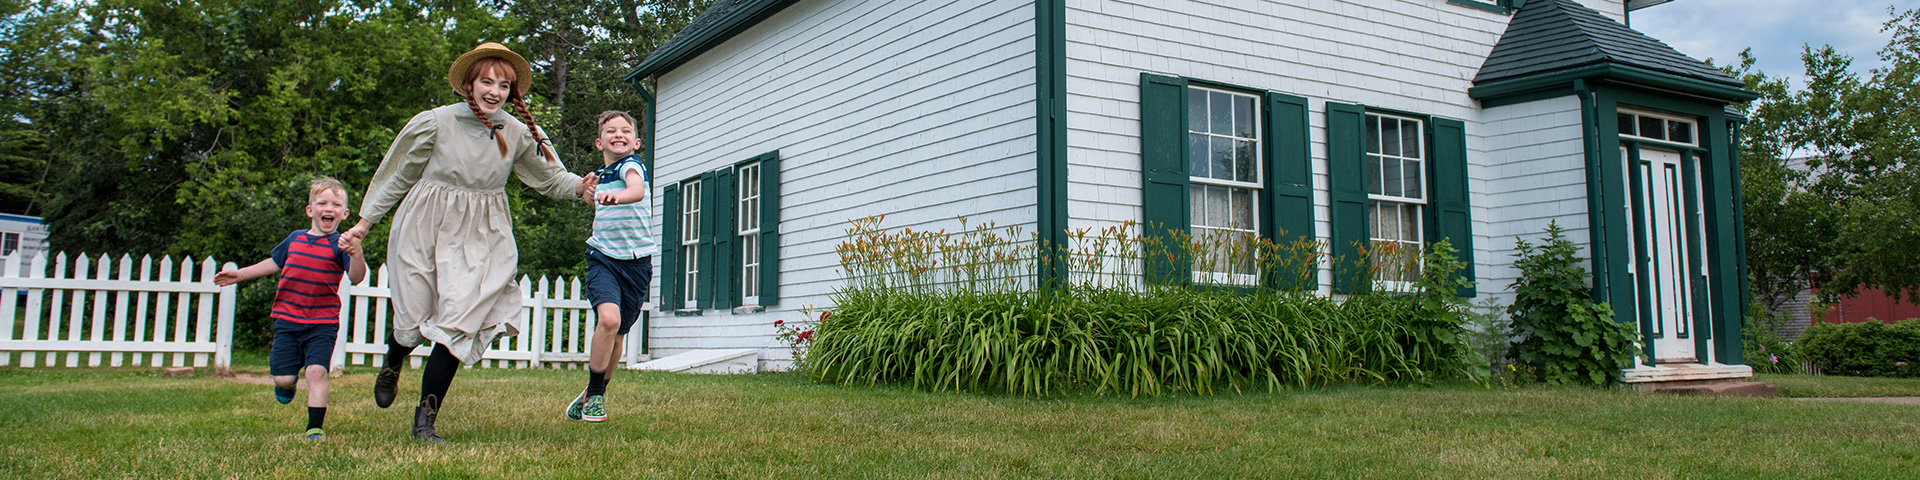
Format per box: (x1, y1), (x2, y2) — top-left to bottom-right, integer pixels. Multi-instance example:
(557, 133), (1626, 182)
(565, 111), (658, 423)
(215, 178), (369, 440)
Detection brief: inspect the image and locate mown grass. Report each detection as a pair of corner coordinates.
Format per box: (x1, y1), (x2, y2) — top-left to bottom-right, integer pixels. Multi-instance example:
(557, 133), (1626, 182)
(1760, 372), (1920, 398)
(2, 366), (1916, 479)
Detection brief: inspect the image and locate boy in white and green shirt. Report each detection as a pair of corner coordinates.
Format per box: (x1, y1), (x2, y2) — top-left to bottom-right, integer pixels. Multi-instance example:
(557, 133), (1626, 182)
(567, 110), (659, 422)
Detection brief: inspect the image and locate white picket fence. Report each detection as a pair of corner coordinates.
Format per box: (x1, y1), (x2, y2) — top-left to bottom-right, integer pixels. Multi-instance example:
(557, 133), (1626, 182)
(1, 252), (639, 372)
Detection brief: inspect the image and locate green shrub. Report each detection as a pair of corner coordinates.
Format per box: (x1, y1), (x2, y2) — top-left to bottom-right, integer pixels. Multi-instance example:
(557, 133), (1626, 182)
(1505, 222), (1641, 387)
(801, 217), (1479, 396)
(1743, 303), (1799, 374)
(1797, 318), (1920, 378)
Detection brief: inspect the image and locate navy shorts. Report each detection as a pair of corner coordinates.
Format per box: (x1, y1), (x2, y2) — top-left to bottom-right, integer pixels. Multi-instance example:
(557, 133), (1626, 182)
(269, 320), (338, 376)
(585, 251), (653, 335)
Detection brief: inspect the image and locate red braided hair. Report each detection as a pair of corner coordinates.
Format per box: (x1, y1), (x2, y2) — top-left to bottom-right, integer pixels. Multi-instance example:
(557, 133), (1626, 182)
(511, 95), (558, 163)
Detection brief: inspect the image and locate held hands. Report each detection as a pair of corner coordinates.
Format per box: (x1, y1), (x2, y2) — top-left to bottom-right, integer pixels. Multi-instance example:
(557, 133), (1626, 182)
(340, 232), (363, 256)
(577, 174), (599, 205)
(342, 219), (372, 247)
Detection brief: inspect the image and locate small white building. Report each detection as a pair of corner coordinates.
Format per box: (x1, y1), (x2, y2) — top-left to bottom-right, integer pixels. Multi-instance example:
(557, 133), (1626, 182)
(0, 213), (49, 262)
(620, 0), (1759, 381)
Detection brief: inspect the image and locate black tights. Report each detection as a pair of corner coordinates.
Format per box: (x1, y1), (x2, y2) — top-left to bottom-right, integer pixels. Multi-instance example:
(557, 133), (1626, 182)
(383, 335), (459, 408)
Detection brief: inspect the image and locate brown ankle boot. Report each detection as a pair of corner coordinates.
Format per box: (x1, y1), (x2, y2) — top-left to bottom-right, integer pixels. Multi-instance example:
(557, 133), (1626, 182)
(411, 394), (447, 444)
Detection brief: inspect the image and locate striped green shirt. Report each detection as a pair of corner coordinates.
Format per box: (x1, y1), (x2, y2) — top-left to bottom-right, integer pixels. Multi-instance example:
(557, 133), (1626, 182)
(588, 156), (659, 259)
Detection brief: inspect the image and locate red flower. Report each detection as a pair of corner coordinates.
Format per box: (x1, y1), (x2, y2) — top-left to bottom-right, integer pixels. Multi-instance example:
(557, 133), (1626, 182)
(774, 319), (784, 327)
(819, 311), (833, 322)
(797, 330), (814, 342)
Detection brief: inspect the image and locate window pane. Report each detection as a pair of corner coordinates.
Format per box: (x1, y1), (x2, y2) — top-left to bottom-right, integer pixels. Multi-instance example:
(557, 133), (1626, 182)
(1401, 119), (1421, 160)
(1381, 117), (1402, 157)
(1366, 115), (1381, 155)
(1382, 157), (1404, 198)
(1618, 113), (1637, 136)
(1211, 136), (1232, 181)
(1230, 187), (1253, 230)
(1377, 202), (1399, 240)
(1190, 184), (1206, 226)
(1234, 95), (1254, 138)
(1210, 91), (1232, 135)
(1189, 133), (1209, 178)
(1235, 139), (1256, 183)
(1188, 89), (1207, 131)
(1366, 155), (1383, 196)
(1403, 159), (1423, 200)
(1207, 185), (1229, 229)
(1639, 116), (1665, 140)
(1668, 120), (1694, 144)
(1400, 204), (1420, 242)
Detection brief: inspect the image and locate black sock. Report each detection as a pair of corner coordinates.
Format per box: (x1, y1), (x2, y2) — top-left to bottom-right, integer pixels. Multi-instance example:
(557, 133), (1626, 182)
(586, 369), (608, 396)
(419, 344), (459, 406)
(307, 407), (326, 430)
(383, 335), (411, 371)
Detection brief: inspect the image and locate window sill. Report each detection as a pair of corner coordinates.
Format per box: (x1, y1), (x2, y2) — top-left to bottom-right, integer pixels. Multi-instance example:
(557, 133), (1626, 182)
(731, 305), (765, 315)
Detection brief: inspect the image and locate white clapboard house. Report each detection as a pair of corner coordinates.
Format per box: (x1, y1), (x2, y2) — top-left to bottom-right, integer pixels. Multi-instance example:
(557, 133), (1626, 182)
(620, 0), (1758, 383)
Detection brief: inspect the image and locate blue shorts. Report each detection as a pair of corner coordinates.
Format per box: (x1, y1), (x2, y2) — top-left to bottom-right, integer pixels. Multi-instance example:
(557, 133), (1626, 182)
(269, 320), (338, 376)
(585, 251), (653, 335)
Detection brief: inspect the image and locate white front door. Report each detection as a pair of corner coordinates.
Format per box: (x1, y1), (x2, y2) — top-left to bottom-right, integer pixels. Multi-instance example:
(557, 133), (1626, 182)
(1625, 147), (1704, 364)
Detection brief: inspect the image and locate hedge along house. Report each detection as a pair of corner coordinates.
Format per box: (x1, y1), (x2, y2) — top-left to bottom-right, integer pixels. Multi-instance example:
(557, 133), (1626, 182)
(622, 0), (1759, 382)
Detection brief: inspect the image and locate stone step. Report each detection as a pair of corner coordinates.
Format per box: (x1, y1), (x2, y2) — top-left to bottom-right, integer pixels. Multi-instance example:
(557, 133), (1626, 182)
(1643, 380), (1777, 398)
(630, 349), (759, 374)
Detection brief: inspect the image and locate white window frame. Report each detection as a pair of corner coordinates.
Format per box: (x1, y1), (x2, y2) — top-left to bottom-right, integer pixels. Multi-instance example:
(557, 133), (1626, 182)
(680, 179), (702, 310)
(1, 232), (17, 256)
(1366, 112), (1427, 289)
(1186, 86), (1263, 286)
(1618, 108), (1699, 147)
(736, 162), (762, 306)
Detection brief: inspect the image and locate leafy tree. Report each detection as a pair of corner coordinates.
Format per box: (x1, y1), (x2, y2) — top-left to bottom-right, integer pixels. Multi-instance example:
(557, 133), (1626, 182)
(1734, 7), (1920, 307)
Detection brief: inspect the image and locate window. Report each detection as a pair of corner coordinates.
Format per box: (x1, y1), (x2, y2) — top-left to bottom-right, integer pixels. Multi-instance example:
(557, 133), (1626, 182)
(679, 179), (702, 310)
(1326, 102), (1473, 295)
(1139, 73), (1313, 289)
(1617, 109), (1697, 146)
(1187, 87), (1262, 285)
(660, 152), (782, 312)
(737, 162), (762, 305)
(1, 232), (17, 256)
(1366, 113), (1426, 285)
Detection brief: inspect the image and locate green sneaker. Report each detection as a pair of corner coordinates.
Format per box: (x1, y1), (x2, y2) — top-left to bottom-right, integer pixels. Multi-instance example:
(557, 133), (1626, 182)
(564, 390), (586, 422)
(582, 395), (606, 423)
(305, 428), (324, 440)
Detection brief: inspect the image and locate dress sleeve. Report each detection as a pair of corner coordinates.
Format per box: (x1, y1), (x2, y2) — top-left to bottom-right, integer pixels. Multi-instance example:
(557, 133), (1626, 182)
(512, 125), (586, 200)
(360, 109), (437, 224)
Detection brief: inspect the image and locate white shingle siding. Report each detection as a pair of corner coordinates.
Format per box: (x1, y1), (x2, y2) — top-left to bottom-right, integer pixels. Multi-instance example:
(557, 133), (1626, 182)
(1476, 95), (1589, 305)
(649, 0), (1039, 366)
(1064, 0), (1510, 293)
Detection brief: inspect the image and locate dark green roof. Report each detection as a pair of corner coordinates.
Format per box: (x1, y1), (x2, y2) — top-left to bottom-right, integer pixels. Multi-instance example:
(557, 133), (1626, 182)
(626, 0), (798, 81)
(1474, 0), (1744, 89)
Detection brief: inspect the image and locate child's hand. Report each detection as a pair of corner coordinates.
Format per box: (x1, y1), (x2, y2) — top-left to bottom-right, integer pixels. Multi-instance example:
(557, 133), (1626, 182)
(597, 191), (622, 205)
(340, 234), (362, 256)
(213, 269), (243, 287)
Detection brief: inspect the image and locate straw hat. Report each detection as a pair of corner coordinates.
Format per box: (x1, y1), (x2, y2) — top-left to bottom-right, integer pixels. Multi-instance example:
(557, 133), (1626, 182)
(447, 42), (533, 98)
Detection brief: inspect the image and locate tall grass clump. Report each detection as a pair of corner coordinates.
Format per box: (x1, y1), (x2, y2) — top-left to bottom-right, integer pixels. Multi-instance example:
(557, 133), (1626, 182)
(799, 216), (1481, 396)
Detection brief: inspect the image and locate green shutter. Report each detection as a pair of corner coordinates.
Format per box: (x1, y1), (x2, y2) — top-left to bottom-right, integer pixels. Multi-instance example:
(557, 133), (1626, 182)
(1140, 73), (1190, 284)
(712, 168), (737, 310)
(697, 171), (717, 309)
(759, 153), (782, 306)
(1325, 102), (1370, 293)
(1264, 92), (1313, 290)
(1428, 117), (1475, 297)
(660, 183), (681, 311)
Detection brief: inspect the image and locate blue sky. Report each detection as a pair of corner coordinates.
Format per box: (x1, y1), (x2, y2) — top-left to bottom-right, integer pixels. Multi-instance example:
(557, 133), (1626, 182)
(1628, 0), (1902, 84)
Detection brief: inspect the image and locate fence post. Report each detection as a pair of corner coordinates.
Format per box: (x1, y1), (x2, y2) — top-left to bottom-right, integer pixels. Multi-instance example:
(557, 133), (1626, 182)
(0, 253), (15, 367)
(331, 273), (352, 373)
(526, 274), (543, 369)
(214, 261), (236, 374)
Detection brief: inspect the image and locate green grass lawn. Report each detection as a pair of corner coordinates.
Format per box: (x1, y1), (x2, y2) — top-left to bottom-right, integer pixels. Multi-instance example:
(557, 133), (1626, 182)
(2, 363), (1917, 479)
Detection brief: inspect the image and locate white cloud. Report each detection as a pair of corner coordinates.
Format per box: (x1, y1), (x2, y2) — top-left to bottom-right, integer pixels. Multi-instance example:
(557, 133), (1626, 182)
(1628, 0), (1898, 82)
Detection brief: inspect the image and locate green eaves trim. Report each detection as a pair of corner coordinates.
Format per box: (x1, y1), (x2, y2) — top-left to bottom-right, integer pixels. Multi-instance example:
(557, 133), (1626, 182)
(1448, 0), (1511, 15)
(625, 0), (805, 81)
(1470, 64), (1758, 104)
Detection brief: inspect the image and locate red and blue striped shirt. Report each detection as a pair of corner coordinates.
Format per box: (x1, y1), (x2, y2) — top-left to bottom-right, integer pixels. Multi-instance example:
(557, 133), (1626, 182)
(269, 230), (351, 324)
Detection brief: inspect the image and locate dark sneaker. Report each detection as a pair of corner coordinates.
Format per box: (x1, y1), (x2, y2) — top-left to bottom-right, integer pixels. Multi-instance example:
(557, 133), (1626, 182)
(582, 395), (607, 423)
(274, 386), (295, 404)
(564, 390), (587, 422)
(373, 367), (400, 408)
(305, 428), (324, 440)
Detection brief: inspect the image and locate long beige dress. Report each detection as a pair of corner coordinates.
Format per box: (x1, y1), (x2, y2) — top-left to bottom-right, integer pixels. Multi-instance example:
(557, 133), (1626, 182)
(360, 104), (583, 364)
